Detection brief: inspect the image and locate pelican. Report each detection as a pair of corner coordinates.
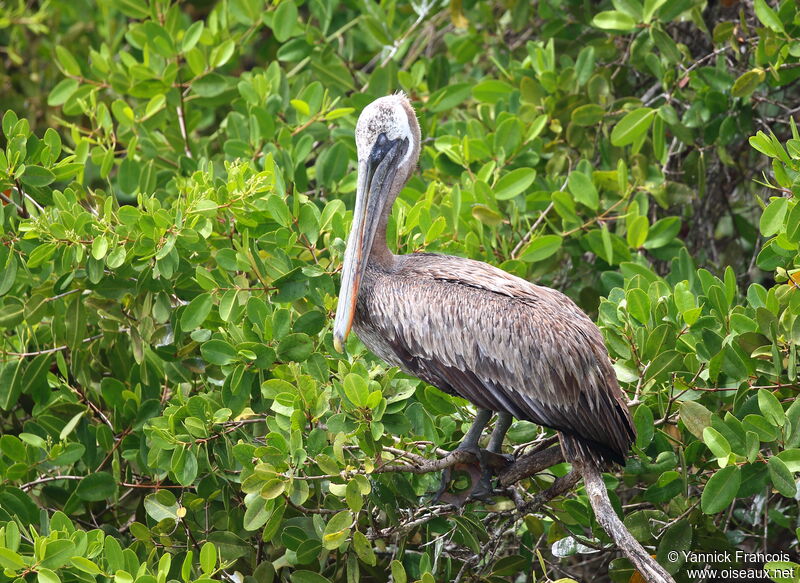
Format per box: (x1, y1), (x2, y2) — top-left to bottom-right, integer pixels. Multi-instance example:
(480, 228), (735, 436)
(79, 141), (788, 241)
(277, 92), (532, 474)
(333, 93), (636, 496)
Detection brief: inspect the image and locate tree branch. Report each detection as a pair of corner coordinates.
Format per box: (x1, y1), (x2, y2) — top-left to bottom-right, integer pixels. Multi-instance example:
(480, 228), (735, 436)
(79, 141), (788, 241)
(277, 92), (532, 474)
(578, 460), (675, 583)
(499, 445), (563, 487)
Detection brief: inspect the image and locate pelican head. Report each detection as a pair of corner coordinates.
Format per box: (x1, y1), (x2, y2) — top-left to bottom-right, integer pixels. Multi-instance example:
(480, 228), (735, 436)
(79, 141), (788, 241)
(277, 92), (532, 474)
(333, 94), (421, 352)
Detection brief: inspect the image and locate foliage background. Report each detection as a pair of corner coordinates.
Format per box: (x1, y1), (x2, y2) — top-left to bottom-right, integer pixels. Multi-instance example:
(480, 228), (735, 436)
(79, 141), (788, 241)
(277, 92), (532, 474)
(1, 0), (800, 582)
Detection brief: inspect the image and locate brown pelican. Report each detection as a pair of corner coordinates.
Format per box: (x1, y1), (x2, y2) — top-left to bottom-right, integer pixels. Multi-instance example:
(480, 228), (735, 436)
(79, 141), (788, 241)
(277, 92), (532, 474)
(333, 93), (636, 495)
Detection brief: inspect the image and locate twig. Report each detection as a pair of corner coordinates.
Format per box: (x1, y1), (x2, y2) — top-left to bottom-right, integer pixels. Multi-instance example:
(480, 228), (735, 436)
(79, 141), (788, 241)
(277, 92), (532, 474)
(284, 495), (338, 515)
(0, 190), (24, 213)
(373, 449), (476, 474)
(511, 202), (554, 259)
(498, 445), (564, 487)
(21, 475), (83, 491)
(578, 460), (674, 583)
(511, 171), (569, 259)
(14, 182), (44, 214)
(0, 333), (105, 357)
(176, 104), (192, 159)
(516, 468), (580, 515)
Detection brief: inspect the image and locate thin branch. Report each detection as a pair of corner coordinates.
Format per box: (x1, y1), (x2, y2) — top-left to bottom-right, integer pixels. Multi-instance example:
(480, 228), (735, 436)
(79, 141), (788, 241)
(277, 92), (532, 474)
(21, 475), (83, 491)
(498, 445), (564, 487)
(0, 333), (104, 357)
(516, 468), (581, 515)
(512, 171), (569, 259)
(579, 461), (674, 583)
(14, 182), (44, 214)
(373, 448), (476, 475)
(0, 190), (24, 213)
(176, 103), (192, 159)
(511, 202), (554, 259)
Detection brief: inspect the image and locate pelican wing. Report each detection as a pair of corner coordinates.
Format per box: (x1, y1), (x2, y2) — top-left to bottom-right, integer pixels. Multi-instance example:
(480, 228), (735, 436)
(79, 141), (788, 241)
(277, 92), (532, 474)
(355, 253), (635, 463)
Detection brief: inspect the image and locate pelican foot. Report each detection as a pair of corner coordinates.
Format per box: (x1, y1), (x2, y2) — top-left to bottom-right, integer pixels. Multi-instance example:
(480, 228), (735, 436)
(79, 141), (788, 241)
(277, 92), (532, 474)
(432, 449), (514, 506)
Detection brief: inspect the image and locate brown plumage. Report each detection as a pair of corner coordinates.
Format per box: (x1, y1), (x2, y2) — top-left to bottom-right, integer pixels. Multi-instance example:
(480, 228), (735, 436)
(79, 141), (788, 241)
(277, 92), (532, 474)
(333, 93), (635, 468)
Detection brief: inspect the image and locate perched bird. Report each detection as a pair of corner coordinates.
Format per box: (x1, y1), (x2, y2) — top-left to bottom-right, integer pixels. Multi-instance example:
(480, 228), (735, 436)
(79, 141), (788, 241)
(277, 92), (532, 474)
(333, 93), (635, 496)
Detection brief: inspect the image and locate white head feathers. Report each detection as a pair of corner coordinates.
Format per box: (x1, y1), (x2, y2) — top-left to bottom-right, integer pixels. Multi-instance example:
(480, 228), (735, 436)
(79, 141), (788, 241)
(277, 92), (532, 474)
(355, 93), (419, 168)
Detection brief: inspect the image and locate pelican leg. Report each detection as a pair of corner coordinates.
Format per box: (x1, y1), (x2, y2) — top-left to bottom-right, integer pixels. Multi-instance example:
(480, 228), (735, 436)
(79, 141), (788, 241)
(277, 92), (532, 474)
(434, 409), (492, 503)
(459, 409), (493, 451)
(475, 411), (515, 498)
(487, 411), (513, 453)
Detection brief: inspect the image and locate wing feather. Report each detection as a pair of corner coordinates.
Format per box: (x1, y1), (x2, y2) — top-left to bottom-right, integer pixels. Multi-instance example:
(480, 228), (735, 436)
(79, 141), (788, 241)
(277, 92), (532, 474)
(354, 253), (635, 462)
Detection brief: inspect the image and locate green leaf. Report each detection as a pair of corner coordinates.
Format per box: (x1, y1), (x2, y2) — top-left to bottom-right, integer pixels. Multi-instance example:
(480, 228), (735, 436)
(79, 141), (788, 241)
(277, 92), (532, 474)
(41, 539), (76, 569)
(322, 510), (352, 550)
(592, 10), (637, 31)
(471, 204), (505, 227)
(785, 202), (800, 243)
(47, 78), (79, 107)
(55, 45), (82, 76)
(643, 217), (680, 249)
(92, 235), (109, 260)
(568, 171), (598, 210)
(38, 567), (60, 583)
(700, 465), (740, 514)
(181, 293), (213, 330)
(201, 339), (238, 365)
(75, 472), (117, 501)
(731, 69), (765, 99)
(0, 435), (26, 461)
(472, 80), (513, 104)
(391, 560), (407, 583)
(753, 0), (785, 33)
(200, 542), (216, 574)
(290, 571), (331, 583)
(65, 292), (86, 352)
(625, 288), (650, 324)
(759, 198), (787, 237)
(645, 350), (681, 382)
(173, 447), (198, 485)
(272, 1), (298, 42)
(768, 456), (796, 497)
(211, 39), (236, 68)
(0, 548), (25, 570)
(260, 479), (286, 500)
(777, 449), (800, 472)
(116, 0), (149, 18)
(611, 108), (655, 147)
(20, 165), (55, 187)
(192, 73), (230, 97)
(656, 520), (692, 575)
(571, 104), (604, 126)
(277, 333), (314, 362)
(243, 497), (271, 531)
(702, 427), (731, 460)
(680, 401), (712, 439)
(758, 389), (785, 427)
(626, 215), (649, 249)
(634, 405), (654, 449)
(343, 373), (368, 408)
(518, 234), (562, 263)
(69, 557), (102, 575)
(765, 562), (800, 583)
(345, 479), (363, 513)
(574, 46), (595, 86)
(352, 531), (376, 566)
(494, 168), (536, 200)
(59, 411), (84, 440)
(143, 491), (179, 522)
(643, 0), (668, 23)
(181, 21), (204, 52)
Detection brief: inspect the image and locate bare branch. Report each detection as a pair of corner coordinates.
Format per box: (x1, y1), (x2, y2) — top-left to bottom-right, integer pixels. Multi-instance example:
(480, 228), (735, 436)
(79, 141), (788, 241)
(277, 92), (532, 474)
(579, 461), (675, 583)
(499, 445), (564, 487)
